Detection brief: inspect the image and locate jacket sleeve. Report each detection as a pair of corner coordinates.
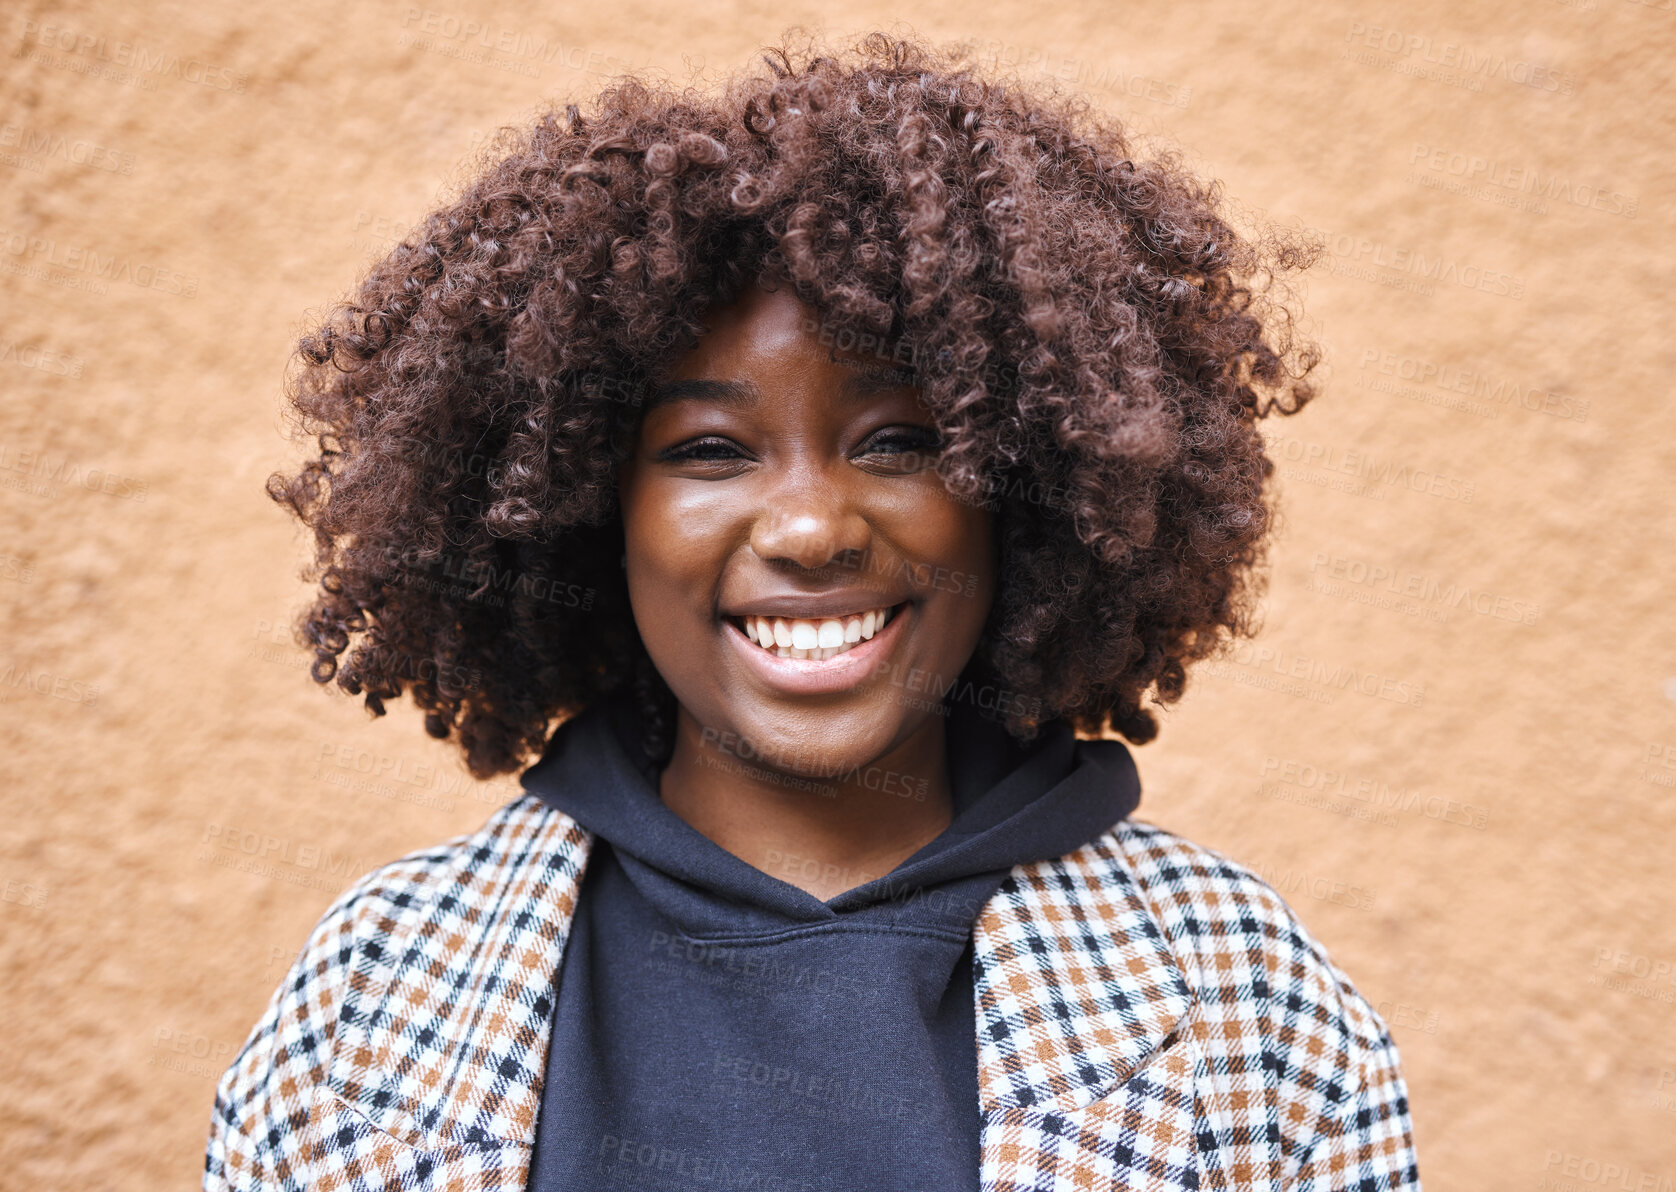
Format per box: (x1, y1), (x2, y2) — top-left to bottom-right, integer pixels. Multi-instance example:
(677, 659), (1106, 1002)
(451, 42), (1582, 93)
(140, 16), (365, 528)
(202, 860), (429, 1192)
(1286, 998), (1421, 1190)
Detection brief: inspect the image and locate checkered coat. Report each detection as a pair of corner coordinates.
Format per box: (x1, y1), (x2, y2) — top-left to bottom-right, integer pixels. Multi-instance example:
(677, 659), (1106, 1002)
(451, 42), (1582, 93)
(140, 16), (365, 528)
(203, 794), (1420, 1190)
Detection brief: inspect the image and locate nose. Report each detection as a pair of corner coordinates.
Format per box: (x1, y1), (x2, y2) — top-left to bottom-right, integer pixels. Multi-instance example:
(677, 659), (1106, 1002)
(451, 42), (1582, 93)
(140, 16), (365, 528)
(749, 480), (871, 571)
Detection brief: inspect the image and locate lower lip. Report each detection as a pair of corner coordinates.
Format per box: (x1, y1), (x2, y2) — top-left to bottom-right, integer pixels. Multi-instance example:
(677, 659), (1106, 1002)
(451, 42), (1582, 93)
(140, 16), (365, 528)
(723, 606), (910, 697)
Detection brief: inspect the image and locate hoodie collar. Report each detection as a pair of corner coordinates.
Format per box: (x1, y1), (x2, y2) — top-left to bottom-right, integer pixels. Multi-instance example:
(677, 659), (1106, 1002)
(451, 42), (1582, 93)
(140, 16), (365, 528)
(518, 693), (1138, 925)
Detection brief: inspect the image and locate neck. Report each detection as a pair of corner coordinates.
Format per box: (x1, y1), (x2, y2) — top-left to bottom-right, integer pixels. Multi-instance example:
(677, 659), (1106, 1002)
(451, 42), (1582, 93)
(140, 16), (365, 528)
(657, 704), (955, 901)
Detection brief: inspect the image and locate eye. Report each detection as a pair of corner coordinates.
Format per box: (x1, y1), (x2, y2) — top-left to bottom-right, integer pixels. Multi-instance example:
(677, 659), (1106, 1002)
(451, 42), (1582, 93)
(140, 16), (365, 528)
(854, 426), (943, 473)
(656, 436), (751, 465)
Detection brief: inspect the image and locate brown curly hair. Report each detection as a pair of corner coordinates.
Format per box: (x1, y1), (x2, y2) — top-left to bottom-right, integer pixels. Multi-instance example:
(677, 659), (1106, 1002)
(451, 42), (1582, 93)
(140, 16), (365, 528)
(268, 28), (1321, 779)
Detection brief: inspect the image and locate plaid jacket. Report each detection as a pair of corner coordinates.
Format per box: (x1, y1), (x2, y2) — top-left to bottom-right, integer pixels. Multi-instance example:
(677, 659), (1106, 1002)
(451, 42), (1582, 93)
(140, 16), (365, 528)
(204, 793), (1420, 1191)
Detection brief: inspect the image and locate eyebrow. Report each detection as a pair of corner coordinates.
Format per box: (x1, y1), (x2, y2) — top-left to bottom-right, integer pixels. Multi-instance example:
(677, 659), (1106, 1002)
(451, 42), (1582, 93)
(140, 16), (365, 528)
(645, 362), (920, 413)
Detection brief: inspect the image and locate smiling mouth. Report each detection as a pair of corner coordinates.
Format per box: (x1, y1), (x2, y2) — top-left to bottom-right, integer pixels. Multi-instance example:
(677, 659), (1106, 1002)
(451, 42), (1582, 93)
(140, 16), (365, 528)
(728, 603), (904, 661)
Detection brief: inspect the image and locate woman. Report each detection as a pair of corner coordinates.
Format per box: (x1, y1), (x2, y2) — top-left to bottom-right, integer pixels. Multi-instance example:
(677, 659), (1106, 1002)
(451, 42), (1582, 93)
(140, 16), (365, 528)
(205, 30), (1419, 1192)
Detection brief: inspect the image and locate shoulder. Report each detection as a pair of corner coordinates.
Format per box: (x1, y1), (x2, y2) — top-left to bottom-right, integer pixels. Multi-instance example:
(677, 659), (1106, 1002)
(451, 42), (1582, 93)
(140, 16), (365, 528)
(278, 792), (572, 940)
(1100, 819), (1419, 1184)
(1106, 818), (1394, 1051)
(224, 791), (565, 1018)
(205, 825), (475, 1181)
(204, 795), (568, 1190)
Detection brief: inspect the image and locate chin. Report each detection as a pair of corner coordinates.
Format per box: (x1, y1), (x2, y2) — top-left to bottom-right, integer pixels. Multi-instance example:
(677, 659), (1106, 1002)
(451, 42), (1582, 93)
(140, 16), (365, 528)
(692, 690), (923, 783)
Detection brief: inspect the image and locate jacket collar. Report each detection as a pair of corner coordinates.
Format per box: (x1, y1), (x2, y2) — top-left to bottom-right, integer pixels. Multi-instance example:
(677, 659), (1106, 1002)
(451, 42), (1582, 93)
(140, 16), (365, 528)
(324, 795), (1191, 1150)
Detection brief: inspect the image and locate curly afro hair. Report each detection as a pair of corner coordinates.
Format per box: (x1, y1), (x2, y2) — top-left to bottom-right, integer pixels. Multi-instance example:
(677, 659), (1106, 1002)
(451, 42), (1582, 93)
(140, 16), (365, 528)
(268, 28), (1321, 779)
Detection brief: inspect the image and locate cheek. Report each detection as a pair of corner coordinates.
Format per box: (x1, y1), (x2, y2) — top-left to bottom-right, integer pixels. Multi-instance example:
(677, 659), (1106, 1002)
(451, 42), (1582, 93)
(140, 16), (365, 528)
(900, 488), (997, 634)
(629, 525), (707, 595)
(621, 517), (712, 697)
(618, 480), (712, 628)
(955, 501), (998, 586)
(618, 479), (751, 685)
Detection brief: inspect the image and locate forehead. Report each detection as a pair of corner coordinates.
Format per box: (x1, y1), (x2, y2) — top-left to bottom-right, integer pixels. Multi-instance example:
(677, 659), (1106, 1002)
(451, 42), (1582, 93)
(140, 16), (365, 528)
(645, 362), (920, 416)
(668, 282), (813, 367)
(646, 284), (921, 413)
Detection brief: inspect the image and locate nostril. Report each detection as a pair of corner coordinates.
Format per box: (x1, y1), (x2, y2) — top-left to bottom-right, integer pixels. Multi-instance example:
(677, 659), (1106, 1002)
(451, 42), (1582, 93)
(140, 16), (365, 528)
(748, 510), (871, 570)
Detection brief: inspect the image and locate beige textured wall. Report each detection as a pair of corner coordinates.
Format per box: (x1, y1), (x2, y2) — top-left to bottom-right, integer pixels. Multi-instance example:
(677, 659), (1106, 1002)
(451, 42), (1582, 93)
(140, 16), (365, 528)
(2, 0), (1672, 1186)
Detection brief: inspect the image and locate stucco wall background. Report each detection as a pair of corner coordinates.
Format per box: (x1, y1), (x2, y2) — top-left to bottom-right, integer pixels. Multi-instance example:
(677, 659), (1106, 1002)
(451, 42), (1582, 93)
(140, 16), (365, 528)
(1, 0), (1671, 1187)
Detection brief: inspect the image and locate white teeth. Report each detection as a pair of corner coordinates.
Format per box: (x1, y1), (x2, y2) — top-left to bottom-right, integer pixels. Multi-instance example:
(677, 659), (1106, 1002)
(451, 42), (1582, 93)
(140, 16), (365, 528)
(736, 605), (898, 660)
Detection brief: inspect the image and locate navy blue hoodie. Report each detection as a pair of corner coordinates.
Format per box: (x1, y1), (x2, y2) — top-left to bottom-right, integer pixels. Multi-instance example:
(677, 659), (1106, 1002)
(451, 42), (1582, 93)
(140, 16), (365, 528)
(520, 692), (1142, 1192)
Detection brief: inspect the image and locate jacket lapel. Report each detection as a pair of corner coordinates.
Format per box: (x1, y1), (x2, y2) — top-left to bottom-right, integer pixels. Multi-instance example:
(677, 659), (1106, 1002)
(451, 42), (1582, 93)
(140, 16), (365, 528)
(307, 796), (593, 1190)
(973, 833), (1199, 1191)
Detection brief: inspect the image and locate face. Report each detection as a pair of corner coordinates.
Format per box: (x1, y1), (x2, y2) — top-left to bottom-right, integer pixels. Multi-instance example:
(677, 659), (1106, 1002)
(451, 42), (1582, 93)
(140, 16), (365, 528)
(617, 280), (997, 778)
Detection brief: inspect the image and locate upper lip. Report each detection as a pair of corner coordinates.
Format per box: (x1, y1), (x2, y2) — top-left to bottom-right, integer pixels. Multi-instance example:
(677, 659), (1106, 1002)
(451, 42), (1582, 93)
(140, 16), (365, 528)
(721, 590), (909, 621)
